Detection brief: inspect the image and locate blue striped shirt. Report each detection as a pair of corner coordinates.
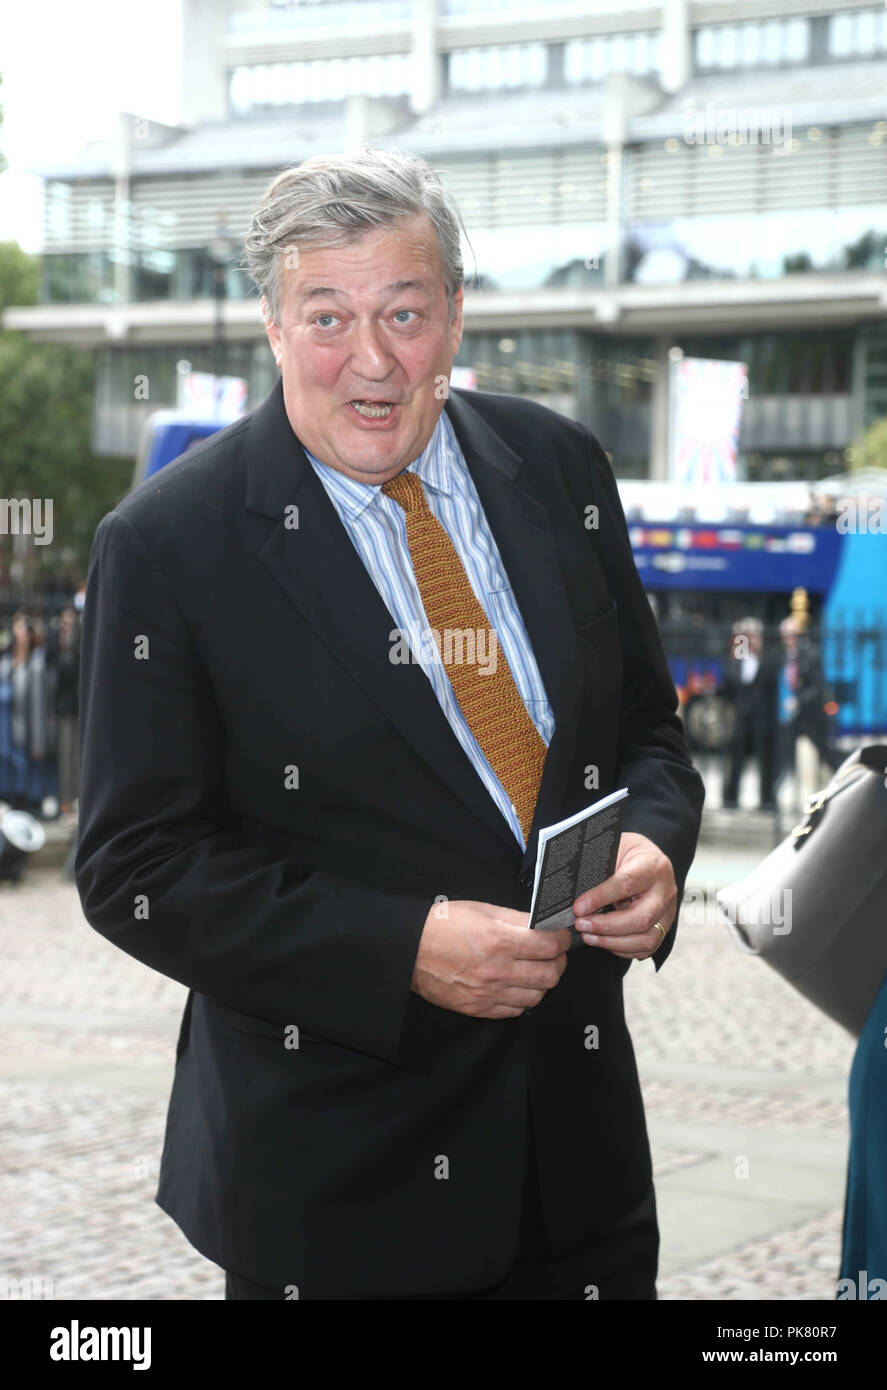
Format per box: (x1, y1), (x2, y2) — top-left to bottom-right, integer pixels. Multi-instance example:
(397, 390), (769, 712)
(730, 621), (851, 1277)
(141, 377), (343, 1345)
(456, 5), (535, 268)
(304, 408), (554, 849)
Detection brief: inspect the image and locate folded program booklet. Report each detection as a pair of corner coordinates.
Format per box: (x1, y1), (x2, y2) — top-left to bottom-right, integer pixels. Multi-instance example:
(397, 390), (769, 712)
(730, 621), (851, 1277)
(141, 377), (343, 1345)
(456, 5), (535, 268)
(528, 788), (629, 945)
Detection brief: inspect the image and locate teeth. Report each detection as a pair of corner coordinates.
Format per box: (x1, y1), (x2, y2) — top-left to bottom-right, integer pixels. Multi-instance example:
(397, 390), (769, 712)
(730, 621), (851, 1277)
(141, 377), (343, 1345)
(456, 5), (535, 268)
(351, 401), (393, 418)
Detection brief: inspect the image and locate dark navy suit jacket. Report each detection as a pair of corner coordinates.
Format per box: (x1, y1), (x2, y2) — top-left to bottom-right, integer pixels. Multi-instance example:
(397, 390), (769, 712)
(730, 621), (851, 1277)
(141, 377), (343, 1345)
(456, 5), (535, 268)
(75, 380), (704, 1297)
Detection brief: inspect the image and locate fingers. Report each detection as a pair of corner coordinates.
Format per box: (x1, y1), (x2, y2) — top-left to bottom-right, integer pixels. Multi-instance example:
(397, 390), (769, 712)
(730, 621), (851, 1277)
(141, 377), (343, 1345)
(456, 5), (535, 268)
(513, 926), (573, 959)
(579, 926), (665, 959)
(494, 954), (568, 992)
(420, 905), (572, 1020)
(575, 900), (675, 959)
(575, 892), (665, 939)
(574, 868), (641, 918)
(472, 926), (570, 1014)
(572, 833), (677, 921)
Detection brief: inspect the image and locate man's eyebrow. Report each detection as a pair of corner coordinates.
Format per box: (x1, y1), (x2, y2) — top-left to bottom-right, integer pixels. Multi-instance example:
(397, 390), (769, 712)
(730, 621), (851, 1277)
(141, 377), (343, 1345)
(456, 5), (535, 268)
(300, 285), (340, 303)
(383, 279), (432, 297)
(299, 279), (433, 303)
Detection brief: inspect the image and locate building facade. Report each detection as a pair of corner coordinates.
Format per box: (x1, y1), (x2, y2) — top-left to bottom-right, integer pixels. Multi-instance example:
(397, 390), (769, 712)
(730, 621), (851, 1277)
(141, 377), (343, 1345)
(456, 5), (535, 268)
(5, 0), (887, 479)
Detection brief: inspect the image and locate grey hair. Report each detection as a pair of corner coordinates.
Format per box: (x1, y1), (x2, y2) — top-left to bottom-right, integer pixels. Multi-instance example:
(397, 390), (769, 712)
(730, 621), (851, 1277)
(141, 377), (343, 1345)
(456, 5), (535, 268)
(243, 147), (466, 324)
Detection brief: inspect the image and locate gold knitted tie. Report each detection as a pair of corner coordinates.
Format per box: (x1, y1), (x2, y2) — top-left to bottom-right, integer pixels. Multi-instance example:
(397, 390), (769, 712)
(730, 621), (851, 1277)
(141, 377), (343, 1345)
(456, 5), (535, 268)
(382, 468), (547, 842)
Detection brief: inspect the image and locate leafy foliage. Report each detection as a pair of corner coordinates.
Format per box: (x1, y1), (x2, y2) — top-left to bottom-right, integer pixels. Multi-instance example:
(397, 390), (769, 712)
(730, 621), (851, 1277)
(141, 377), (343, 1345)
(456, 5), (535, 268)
(0, 242), (130, 588)
(848, 417), (887, 473)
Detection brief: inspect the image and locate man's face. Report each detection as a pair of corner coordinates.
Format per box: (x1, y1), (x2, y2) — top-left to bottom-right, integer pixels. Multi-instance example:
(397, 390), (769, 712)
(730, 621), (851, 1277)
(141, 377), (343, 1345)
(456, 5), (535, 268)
(263, 213), (463, 485)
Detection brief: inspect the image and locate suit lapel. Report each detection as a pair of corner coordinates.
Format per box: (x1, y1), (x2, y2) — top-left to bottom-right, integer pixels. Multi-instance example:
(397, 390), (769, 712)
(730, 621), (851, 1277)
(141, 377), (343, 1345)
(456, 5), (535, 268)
(245, 379), (582, 871)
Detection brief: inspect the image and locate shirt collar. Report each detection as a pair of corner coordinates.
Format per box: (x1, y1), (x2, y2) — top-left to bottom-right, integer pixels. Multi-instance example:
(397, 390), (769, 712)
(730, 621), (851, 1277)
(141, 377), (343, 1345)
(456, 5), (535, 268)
(303, 409), (460, 522)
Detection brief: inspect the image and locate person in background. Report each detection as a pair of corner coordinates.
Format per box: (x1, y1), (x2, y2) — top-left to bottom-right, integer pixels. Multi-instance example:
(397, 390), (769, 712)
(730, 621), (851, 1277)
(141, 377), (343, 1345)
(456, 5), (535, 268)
(54, 607), (80, 825)
(721, 617), (778, 811)
(26, 617), (54, 817)
(0, 612), (33, 809)
(776, 616), (840, 798)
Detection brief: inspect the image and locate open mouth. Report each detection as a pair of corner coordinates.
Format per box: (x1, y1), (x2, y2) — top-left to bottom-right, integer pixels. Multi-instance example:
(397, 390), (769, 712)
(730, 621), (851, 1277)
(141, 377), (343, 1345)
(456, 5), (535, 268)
(349, 400), (396, 419)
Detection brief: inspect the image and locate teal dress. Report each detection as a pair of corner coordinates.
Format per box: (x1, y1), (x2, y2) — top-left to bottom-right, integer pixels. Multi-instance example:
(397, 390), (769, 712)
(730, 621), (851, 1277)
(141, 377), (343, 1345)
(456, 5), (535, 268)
(840, 967), (887, 1298)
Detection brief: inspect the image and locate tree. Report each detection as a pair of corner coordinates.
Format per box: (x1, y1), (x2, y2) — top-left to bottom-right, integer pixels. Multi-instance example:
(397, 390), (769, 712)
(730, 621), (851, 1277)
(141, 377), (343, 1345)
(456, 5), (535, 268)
(0, 73), (129, 594)
(0, 330), (131, 591)
(0, 240), (39, 309)
(0, 244), (130, 592)
(846, 417), (887, 473)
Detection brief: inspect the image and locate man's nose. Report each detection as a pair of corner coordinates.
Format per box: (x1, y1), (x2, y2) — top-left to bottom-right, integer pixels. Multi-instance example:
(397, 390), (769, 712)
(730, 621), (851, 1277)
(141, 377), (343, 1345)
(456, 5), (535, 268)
(348, 319), (395, 381)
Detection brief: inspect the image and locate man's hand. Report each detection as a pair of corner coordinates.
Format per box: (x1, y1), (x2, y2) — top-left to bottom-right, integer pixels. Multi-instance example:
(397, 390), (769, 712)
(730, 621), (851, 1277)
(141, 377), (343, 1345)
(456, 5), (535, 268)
(411, 901), (572, 1019)
(572, 832), (678, 960)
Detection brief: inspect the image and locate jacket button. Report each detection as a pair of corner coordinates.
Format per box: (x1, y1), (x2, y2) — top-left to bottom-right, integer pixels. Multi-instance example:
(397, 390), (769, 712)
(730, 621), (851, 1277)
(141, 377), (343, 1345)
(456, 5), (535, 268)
(520, 871), (533, 893)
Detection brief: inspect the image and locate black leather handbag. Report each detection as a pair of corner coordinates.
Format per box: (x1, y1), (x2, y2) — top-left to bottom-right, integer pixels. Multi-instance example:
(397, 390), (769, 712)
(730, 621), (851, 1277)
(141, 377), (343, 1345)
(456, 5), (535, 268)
(716, 745), (887, 1037)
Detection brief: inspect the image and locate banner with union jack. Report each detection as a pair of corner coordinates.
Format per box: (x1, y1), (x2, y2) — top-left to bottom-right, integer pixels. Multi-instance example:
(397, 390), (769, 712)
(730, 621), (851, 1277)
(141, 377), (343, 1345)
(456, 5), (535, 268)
(669, 357), (748, 486)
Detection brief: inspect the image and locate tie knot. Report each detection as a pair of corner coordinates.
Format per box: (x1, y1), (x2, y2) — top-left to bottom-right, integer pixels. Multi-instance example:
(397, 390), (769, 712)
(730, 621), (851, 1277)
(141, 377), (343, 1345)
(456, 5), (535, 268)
(381, 469), (428, 514)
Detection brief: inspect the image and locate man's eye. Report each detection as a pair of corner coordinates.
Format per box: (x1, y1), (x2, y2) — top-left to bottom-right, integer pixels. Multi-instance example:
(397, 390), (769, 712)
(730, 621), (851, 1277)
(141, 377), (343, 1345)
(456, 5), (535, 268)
(392, 310), (418, 324)
(313, 313), (338, 328)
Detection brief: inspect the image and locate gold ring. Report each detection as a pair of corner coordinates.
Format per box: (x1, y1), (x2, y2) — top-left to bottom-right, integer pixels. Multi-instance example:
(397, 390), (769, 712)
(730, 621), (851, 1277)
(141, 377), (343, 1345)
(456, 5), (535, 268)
(651, 921), (666, 944)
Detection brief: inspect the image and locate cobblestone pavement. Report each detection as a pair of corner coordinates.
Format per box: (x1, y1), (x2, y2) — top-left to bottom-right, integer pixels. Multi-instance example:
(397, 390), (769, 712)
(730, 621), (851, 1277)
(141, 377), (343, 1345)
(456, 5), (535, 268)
(0, 864), (856, 1301)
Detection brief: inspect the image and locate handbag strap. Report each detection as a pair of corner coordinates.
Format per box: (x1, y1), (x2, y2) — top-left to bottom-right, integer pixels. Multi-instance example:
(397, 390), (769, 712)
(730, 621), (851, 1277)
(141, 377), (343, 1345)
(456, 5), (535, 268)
(791, 744), (887, 849)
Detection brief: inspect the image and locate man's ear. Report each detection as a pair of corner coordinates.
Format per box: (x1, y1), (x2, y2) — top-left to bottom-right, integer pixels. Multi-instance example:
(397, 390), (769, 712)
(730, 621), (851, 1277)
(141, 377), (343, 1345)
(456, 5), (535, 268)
(261, 296), (283, 366)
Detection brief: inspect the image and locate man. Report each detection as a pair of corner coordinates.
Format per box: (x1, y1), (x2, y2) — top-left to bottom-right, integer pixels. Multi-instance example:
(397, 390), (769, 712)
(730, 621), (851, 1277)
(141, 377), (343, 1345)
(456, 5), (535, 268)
(776, 615), (840, 796)
(721, 617), (778, 811)
(75, 148), (704, 1301)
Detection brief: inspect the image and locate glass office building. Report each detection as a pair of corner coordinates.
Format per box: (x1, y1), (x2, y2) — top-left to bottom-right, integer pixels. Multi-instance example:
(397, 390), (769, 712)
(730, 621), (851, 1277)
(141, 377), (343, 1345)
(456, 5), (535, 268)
(7, 0), (887, 478)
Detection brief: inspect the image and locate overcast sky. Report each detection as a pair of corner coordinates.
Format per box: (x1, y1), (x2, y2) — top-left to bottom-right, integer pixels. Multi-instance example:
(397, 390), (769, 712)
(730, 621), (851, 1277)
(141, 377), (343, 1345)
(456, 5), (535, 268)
(0, 0), (182, 249)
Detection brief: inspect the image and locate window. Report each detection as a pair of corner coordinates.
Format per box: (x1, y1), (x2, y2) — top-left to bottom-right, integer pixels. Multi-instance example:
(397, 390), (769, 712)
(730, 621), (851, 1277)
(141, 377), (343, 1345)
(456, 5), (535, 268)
(46, 183), (72, 244)
(229, 53), (411, 109)
(448, 44), (548, 92)
(565, 31), (661, 83)
(694, 18), (810, 70)
(827, 8), (887, 58)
